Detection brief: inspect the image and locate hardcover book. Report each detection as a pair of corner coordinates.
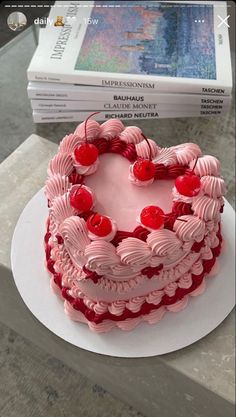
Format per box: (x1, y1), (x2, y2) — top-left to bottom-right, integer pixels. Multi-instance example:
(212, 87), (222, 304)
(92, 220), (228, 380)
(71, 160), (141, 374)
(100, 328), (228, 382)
(32, 107), (228, 123)
(30, 98), (231, 114)
(27, 1), (232, 94)
(27, 82), (232, 105)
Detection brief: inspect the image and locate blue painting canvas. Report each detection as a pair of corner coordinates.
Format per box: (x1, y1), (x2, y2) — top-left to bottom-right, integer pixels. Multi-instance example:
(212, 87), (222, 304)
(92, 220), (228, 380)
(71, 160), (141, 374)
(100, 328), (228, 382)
(75, 1), (216, 79)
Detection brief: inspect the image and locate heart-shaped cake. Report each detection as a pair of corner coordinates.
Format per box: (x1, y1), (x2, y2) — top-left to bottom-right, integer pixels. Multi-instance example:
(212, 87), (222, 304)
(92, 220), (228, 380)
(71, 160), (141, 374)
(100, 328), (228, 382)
(44, 116), (226, 332)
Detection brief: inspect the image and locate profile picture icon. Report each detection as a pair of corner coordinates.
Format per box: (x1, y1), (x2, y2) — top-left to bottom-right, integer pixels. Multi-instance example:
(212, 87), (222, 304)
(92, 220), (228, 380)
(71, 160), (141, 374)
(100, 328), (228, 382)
(54, 16), (64, 27)
(7, 12), (27, 32)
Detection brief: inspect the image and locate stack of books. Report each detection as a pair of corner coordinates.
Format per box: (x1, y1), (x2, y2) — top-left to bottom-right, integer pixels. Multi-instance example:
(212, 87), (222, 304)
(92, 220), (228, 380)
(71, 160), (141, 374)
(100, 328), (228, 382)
(27, 1), (232, 123)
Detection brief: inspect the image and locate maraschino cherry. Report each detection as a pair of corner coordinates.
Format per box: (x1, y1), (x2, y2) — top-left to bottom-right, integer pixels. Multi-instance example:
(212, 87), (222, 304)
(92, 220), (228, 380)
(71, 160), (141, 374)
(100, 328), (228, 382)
(74, 112), (99, 166)
(69, 185), (93, 212)
(87, 213), (112, 237)
(175, 158), (201, 197)
(133, 133), (155, 181)
(140, 206), (164, 230)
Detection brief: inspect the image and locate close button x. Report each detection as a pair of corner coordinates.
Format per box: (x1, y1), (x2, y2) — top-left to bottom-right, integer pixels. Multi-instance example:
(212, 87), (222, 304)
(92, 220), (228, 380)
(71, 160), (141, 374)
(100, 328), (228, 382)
(217, 15), (230, 28)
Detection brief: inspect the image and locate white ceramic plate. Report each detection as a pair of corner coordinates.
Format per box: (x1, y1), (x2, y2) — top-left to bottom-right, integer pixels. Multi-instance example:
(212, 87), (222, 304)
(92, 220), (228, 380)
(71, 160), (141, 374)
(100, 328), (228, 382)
(11, 189), (235, 357)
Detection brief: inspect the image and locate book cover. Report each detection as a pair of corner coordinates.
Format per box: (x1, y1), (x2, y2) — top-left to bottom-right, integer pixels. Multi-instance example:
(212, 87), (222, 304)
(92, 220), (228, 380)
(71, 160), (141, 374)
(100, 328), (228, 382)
(27, 1), (232, 94)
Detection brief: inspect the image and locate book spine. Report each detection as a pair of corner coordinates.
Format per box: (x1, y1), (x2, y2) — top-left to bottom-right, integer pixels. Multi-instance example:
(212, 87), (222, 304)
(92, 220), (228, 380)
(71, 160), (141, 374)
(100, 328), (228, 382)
(30, 99), (231, 114)
(29, 92), (232, 107)
(32, 108), (228, 123)
(27, 71), (232, 96)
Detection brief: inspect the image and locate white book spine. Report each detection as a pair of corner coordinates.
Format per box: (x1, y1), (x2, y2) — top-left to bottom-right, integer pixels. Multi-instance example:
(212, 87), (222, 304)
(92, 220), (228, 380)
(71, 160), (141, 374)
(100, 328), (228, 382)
(32, 108), (228, 123)
(30, 98), (231, 113)
(28, 71), (232, 96)
(27, 83), (232, 105)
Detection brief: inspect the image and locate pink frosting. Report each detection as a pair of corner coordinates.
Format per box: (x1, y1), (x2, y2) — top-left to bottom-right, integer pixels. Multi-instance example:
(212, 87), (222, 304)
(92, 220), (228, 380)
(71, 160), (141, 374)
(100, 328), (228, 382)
(126, 296), (146, 313)
(59, 216), (91, 266)
(192, 195), (221, 221)
(200, 176), (226, 198)
(205, 220), (218, 233)
(173, 215), (205, 242)
(146, 290), (164, 305)
(88, 217), (117, 242)
(164, 282), (178, 297)
(83, 296), (95, 311)
(135, 138), (159, 159)
(104, 265), (138, 280)
(129, 164), (154, 187)
(119, 126), (143, 144)
(172, 143), (202, 165)
(64, 300), (168, 332)
(98, 119), (124, 139)
(50, 193), (78, 225)
(94, 302), (109, 314)
(99, 274), (143, 293)
(205, 232), (219, 249)
(117, 237), (152, 268)
(178, 273), (192, 289)
(85, 240), (120, 273)
(58, 134), (83, 155)
(189, 155), (220, 177)
(191, 260), (204, 275)
(45, 174), (71, 203)
(200, 245), (213, 260)
(47, 153), (74, 177)
(74, 119), (101, 140)
(153, 147), (177, 166)
(147, 229), (182, 258)
(108, 300), (126, 315)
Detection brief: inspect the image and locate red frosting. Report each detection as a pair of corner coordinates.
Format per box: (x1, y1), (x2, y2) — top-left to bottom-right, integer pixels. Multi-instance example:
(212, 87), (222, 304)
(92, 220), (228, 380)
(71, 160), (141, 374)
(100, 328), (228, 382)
(68, 171), (84, 185)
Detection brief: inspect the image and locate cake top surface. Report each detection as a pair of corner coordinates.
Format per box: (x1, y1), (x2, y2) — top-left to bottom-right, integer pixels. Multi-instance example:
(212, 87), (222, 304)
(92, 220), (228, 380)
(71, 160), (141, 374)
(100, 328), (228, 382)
(45, 116), (226, 283)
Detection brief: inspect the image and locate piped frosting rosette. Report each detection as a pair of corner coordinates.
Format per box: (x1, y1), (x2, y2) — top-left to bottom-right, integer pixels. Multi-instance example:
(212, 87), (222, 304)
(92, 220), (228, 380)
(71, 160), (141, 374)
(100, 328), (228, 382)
(170, 143), (202, 165)
(147, 229), (183, 263)
(59, 216), (91, 267)
(135, 138), (159, 159)
(99, 119), (125, 140)
(45, 174), (72, 204)
(118, 126), (143, 144)
(74, 119), (101, 141)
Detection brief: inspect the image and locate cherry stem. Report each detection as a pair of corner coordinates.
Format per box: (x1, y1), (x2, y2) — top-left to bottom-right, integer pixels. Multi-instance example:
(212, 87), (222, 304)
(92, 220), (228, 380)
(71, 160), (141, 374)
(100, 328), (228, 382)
(141, 133), (152, 161)
(89, 213), (101, 227)
(84, 112), (100, 144)
(191, 157), (199, 173)
(161, 213), (188, 223)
